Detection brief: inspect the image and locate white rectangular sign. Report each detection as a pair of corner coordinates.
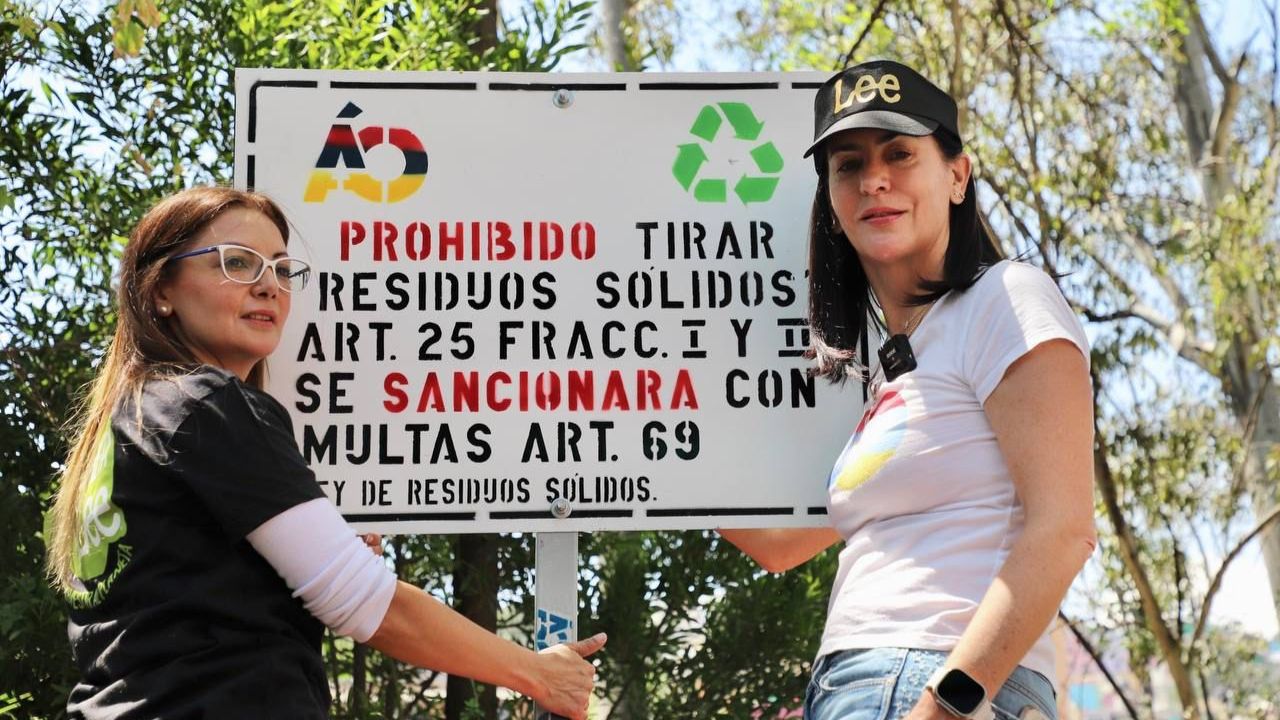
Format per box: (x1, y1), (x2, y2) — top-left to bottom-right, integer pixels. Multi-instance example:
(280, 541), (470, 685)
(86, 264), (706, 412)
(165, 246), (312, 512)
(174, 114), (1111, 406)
(234, 69), (862, 533)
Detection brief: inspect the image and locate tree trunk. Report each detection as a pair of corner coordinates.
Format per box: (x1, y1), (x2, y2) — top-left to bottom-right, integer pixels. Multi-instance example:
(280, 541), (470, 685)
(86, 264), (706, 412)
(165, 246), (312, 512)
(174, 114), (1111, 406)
(610, 671), (650, 720)
(1094, 418), (1201, 720)
(600, 0), (634, 71)
(384, 537), (402, 719)
(352, 642), (369, 718)
(1225, 359), (1280, 625)
(471, 0), (499, 57)
(445, 13), (502, 720)
(445, 534), (499, 720)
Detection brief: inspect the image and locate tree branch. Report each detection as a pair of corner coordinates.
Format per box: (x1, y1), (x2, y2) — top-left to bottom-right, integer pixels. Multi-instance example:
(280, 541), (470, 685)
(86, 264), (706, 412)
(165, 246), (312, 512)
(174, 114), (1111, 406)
(1270, 0), (1279, 120)
(980, 171), (1043, 255)
(1080, 1), (1163, 77)
(1190, 502), (1280, 652)
(1079, 201), (1215, 368)
(982, 157), (1216, 371)
(949, 0), (964, 102)
(1228, 374), (1271, 502)
(1093, 391), (1200, 715)
(836, 0), (888, 70)
(1189, 0), (1229, 84)
(1208, 48), (1250, 175)
(1167, 513), (1186, 643)
(1079, 302), (1212, 356)
(998, 0), (1102, 108)
(1057, 611), (1143, 720)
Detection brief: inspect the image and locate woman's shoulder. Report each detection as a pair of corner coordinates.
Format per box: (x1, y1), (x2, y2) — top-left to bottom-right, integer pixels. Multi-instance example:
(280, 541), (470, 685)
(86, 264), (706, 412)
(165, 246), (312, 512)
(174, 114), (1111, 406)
(121, 366), (244, 435)
(140, 365), (238, 410)
(976, 259), (1056, 290)
(123, 365), (294, 449)
(954, 259), (1062, 309)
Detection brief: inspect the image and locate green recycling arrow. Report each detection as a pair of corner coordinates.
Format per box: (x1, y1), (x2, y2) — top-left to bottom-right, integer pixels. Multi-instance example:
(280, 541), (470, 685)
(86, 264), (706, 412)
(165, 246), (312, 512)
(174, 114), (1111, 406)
(672, 144), (708, 191)
(750, 141), (783, 174)
(695, 178), (727, 202)
(718, 102), (764, 140)
(690, 105), (722, 142)
(734, 175), (779, 204)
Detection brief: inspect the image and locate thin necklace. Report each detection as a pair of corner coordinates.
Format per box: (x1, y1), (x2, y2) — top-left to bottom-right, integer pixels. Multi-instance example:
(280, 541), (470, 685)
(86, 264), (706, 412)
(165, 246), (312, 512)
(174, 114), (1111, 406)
(898, 301), (933, 338)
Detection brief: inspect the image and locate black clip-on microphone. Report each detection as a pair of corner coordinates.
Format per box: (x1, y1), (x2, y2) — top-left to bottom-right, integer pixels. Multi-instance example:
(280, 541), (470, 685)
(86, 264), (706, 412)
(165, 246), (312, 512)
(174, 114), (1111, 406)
(878, 333), (918, 383)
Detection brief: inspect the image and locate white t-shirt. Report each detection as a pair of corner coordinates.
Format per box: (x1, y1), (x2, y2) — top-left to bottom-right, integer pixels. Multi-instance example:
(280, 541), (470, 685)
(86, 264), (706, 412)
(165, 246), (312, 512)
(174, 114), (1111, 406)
(821, 260), (1089, 680)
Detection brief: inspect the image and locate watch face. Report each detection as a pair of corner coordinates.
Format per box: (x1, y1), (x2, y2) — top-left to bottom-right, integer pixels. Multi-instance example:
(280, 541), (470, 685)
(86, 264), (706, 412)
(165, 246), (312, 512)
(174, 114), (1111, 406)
(938, 669), (986, 715)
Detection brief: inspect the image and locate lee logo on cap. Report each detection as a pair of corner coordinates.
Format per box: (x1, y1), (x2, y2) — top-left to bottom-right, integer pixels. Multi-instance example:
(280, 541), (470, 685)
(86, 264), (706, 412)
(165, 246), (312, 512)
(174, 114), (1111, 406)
(833, 73), (902, 114)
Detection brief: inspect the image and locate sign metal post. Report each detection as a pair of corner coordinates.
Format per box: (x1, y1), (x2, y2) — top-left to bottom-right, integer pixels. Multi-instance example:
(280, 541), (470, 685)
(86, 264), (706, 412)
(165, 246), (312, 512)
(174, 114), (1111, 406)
(533, 530), (578, 719)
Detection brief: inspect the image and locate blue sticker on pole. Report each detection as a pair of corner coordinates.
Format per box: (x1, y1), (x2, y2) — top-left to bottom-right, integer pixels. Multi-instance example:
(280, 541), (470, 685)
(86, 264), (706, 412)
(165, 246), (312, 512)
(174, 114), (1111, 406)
(535, 608), (574, 650)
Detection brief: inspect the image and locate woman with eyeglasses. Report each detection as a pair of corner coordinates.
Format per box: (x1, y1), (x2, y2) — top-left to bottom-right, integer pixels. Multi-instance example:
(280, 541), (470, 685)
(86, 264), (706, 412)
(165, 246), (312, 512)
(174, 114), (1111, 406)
(46, 187), (605, 720)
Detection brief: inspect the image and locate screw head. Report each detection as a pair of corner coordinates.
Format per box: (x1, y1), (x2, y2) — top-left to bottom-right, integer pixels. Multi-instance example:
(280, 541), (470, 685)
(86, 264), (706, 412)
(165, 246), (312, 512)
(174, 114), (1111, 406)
(550, 498), (572, 518)
(552, 88), (573, 109)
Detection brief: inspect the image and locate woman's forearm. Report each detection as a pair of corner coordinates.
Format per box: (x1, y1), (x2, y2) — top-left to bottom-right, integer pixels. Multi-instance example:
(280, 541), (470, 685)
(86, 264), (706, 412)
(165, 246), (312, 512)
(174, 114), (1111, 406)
(943, 520), (1096, 696)
(718, 526), (842, 572)
(946, 339), (1096, 696)
(365, 580), (545, 698)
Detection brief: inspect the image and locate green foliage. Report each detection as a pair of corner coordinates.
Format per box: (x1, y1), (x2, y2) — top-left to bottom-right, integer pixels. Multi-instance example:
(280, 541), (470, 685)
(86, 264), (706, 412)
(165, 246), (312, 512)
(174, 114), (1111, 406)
(586, 0), (679, 71)
(236, 0), (590, 72)
(1197, 623), (1280, 717)
(579, 531), (835, 717)
(110, 0), (164, 58)
(730, 1), (895, 71)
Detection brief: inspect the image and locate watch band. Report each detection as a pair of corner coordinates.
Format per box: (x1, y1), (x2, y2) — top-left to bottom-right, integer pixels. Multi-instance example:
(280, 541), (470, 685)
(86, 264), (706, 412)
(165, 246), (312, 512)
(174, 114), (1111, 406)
(925, 666), (995, 720)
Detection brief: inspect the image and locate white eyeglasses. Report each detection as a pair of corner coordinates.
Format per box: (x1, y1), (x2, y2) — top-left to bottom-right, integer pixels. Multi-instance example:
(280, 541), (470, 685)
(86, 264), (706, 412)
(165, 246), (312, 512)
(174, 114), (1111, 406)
(169, 244), (312, 293)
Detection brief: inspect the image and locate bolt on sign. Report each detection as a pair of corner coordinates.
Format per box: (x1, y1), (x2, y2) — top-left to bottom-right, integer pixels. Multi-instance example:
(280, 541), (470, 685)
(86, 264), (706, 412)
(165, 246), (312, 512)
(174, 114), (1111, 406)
(234, 70), (859, 534)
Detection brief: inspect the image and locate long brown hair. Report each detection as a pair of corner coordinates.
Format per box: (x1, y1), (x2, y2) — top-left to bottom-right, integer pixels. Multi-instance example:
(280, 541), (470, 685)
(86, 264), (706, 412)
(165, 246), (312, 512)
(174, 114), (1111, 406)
(46, 187), (291, 593)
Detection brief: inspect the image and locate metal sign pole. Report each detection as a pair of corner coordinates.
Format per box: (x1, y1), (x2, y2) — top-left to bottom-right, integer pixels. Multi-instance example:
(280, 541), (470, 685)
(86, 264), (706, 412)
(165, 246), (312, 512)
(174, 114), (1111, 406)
(533, 530), (579, 720)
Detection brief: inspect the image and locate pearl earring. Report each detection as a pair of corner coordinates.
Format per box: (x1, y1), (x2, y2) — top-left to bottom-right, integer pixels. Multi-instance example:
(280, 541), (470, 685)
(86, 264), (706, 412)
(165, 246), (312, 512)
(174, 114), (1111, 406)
(158, 304), (171, 316)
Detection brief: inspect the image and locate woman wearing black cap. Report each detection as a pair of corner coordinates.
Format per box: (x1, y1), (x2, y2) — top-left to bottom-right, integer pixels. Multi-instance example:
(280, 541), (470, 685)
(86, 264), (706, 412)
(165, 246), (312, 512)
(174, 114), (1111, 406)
(721, 60), (1094, 720)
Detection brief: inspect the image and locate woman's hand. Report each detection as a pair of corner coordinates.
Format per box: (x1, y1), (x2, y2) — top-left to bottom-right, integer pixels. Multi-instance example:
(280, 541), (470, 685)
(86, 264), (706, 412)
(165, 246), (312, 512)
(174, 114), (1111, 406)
(359, 533), (383, 556)
(529, 633), (608, 720)
(905, 689), (963, 720)
(368, 583), (604, 717)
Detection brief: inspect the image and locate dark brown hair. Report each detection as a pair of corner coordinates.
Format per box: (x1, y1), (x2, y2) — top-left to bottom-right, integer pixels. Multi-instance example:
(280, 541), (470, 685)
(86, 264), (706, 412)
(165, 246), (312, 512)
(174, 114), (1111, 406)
(805, 131), (1004, 384)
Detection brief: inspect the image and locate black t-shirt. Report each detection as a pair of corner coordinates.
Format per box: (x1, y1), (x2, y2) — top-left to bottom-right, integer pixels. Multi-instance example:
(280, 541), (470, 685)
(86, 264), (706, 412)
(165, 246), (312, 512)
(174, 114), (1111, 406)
(66, 366), (329, 719)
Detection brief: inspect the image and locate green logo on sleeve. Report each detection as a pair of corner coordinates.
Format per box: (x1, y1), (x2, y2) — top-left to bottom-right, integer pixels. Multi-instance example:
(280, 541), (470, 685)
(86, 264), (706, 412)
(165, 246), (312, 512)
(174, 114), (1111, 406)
(72, 424), (128, 582)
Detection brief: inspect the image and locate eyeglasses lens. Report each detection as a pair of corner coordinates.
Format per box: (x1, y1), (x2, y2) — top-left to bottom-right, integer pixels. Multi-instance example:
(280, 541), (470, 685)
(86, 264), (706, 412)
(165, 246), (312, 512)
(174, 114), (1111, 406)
(218, 246), (310, 292)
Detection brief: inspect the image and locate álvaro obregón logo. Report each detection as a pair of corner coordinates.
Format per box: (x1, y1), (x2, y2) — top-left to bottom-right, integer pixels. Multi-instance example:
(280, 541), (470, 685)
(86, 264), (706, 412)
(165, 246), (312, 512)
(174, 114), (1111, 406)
(304, 102), (428, 204)
(671, 102), (783, 204)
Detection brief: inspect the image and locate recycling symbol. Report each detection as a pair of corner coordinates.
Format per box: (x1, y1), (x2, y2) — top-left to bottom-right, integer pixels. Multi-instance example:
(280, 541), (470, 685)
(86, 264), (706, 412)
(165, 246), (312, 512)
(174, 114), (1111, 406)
(671, 102), (783, 204)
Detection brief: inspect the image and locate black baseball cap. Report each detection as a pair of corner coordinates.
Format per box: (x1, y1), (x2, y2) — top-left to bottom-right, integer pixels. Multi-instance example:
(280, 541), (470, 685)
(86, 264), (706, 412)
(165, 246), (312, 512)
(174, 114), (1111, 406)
(804, 60), (960, 159)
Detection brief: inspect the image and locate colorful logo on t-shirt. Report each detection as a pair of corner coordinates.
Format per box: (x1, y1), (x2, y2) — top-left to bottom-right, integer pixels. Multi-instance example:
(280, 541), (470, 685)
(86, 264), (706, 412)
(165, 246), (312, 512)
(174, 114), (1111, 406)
(830, 390), (907, 492)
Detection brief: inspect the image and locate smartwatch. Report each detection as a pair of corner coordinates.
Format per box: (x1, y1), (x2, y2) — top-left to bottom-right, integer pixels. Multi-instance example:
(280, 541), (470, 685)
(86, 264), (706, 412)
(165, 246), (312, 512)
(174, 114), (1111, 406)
(925, 666), (994, 720)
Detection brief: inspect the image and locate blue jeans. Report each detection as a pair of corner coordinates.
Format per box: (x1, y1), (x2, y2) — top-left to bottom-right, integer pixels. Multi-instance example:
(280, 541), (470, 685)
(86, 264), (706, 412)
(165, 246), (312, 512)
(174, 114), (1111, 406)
(804, 648), (1057, 720)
